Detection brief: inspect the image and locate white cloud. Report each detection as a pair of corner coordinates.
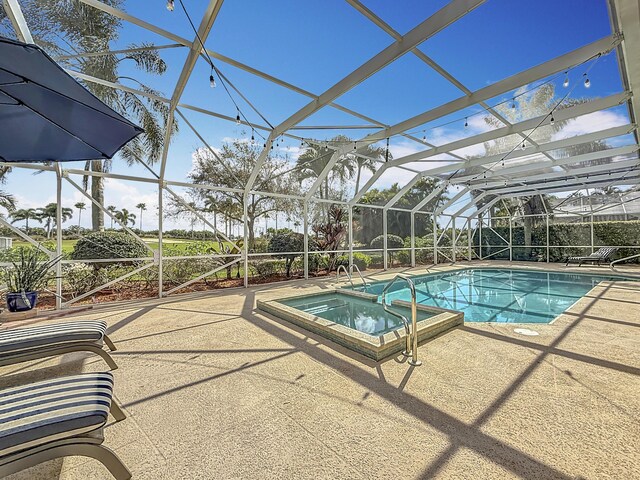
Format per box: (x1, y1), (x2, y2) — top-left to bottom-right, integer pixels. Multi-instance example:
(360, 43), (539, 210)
(551, 110), (627, 141)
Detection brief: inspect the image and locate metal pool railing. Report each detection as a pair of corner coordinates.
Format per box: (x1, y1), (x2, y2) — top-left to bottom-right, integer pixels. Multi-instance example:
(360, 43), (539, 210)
(381, 274), (422, 367)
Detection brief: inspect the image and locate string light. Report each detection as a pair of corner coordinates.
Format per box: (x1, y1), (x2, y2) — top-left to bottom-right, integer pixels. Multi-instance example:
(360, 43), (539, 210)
(385, 137), (390, 162)
(353, 141), (357, 151)
(550, 113), (555, 126)
(563, 71), (569, 88)
(251, 130), (255, 144)
(464, 117), (468, 128)
(511, 98), (516, 110)
(520, 141), (526, 150)
(209, 73), (216, 88)
(235, 108), (241, 125)
(583, 73), (590, 88)
(166, 0), (175, 11)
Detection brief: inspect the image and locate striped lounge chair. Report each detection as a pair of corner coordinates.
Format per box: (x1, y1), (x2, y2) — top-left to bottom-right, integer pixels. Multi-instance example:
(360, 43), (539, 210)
(0, 320), (118, 370)
(565, 247), (618, 267)
(0, 372), (131, 479)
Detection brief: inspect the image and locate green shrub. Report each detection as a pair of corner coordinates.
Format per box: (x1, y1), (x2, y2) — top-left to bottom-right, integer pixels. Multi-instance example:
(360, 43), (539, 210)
(370, 234), (404, 250)
(251, 259), (285, 278)
(63, 263), (109, 298)
(336, 252), (371, 271)
(71, 231), (149, 267)
(308, 252), (329, 273)
(268, 232), (304, 277)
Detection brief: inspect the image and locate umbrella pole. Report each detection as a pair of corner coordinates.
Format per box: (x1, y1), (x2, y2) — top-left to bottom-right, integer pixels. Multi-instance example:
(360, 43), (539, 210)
(55, 163), (63, 310)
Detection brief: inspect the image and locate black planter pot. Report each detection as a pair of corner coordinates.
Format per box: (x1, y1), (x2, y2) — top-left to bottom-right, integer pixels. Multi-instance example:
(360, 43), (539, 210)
(6, 291), (38, 312)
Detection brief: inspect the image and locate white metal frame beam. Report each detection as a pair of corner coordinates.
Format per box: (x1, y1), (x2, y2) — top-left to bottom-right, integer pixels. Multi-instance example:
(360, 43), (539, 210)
(454, 143), (639, 183)
(244, 0), (485, 196)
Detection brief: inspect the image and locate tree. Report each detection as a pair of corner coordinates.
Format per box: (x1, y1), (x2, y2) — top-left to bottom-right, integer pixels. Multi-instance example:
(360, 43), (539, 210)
(0, 167), (15, 214)
(353, 143), (388, 193)
(136, 203), (147, 231)
(38, 203), (73, 238)
(114, 208), (136, 227)
(186, 138), (301, 249)
(11, 208), (41, 234)
(74, 202), (86, 227)
(268, 232), (304, 277)
(296, 135), (355, 203)
(106, 206), (117, 229)
(356, 178), (448, 245)
(0, 1), (177, 231)
(465, 84), (613, 249)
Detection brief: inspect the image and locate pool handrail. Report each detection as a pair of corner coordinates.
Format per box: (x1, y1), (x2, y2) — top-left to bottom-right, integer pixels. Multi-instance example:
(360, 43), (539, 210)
(610, 253), (640, 270)
(349, 264), (368, 290)
(380, 274), (422, 366)
(336, 265), (354, 287)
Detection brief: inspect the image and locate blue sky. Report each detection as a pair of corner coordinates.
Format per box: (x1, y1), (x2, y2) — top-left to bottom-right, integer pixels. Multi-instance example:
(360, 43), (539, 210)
(5, 0), (632, 231)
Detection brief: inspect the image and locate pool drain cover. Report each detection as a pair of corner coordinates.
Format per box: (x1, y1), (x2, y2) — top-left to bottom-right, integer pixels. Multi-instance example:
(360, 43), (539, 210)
(514, 328), (539, 336)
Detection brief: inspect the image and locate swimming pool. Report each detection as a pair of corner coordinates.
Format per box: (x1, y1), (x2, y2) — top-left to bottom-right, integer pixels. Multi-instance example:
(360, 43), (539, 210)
(281, 293), (436, 336)
(348, 268), (631, 324)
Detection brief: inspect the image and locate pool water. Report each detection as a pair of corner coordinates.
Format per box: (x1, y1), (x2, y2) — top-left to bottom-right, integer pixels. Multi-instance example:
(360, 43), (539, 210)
(282, 294), (435, 336)
(351, 268), (629, 324)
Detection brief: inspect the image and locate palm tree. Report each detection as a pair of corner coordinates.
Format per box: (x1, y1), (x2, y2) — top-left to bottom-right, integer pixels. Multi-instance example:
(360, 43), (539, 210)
(354, 144), (387, 193)
(11, 208), (41, 234)
(38, 203), (73, 238)
(203, 196), (217, 232)
(297, 135), (356, 201)
(74, 202), (86, 227)
(12, 1), (177, 231)
(114, 208), (136, 228)
(0, 166), (16, 214)
(135, 203), (147, 231)
(106, 206), (117, 229)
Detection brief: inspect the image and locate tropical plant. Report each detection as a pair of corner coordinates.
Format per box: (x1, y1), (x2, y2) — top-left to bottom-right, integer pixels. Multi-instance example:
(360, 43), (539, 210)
(135, 202), (147, 231)
(74, 202), (86, 227)
(114, 208), (136, 227)
(0, 1), (177, 230)
(0, 165), (15, 213)
(296, 135), (355, 203)
(464, 84), (614, 244)
(38, 203), (73, 238)
(10, 208), (41, 234)
(3, 247), (61, 295)
(312, 205), (347, 271)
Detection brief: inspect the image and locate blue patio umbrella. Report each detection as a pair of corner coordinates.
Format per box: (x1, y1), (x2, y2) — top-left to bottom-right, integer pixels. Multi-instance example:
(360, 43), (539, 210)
(0, 35), (143, 162)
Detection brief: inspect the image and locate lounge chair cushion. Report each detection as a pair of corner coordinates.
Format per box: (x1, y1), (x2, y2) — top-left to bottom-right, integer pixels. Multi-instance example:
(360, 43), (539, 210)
(0, 320), (107, 356)
(0, 372), (114, 457)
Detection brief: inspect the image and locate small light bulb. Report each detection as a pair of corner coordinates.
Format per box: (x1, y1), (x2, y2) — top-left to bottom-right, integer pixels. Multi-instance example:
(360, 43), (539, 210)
(422, 134), (426, 142)
(464, 117), (468, 128)
(521, 141), (526, 150)
(166, 0), (175, 11)
(353, 142), (357, 151)
(209, 74), (216, 88)
(563, 72), (569, 88)
(511, 99), (516, 110)
(236, 110), (241, 125)
(550, 114), (555, 126)
(583, 73), (590, 88)
(251, 131), (255, 143)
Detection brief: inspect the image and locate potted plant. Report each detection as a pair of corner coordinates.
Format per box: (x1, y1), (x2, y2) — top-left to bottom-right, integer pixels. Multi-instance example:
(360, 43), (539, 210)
(4, 247), (61, 312)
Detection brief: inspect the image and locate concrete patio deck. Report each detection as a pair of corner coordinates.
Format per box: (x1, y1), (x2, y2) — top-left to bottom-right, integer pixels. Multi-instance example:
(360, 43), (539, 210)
(2, 261), (639, 479)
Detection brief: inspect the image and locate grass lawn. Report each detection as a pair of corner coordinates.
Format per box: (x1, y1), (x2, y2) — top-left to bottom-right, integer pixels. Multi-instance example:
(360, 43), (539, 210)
(12, 237), (234, 254)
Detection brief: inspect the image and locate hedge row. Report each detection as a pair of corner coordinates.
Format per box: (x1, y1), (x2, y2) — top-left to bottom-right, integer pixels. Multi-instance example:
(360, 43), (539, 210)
(472, 220), (640, 262)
